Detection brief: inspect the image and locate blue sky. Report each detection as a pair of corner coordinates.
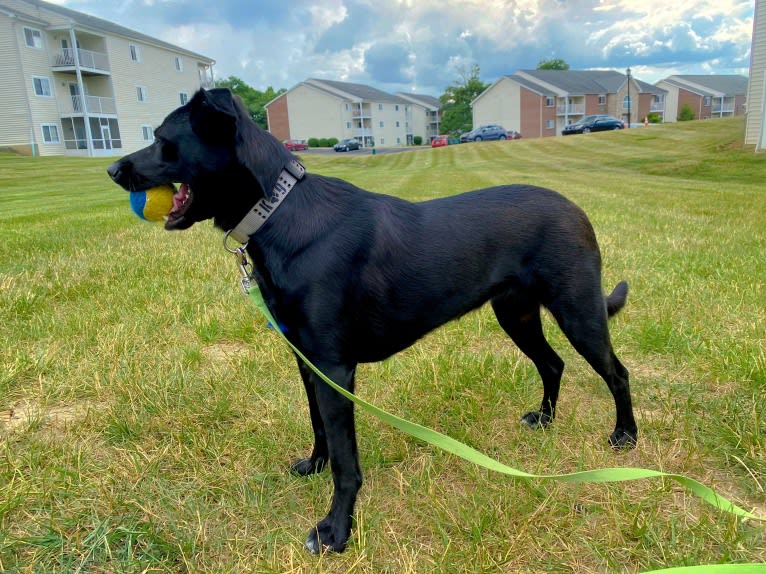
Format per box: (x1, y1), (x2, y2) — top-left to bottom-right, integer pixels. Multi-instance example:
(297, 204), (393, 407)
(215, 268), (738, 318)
(51, 0), (755, 96)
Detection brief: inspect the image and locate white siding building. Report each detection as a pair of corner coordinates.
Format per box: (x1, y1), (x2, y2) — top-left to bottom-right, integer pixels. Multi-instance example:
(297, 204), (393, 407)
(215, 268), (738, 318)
(0, 0), (214, 156)
(746, 0), (766, 149)
(266, 79), (440, 148)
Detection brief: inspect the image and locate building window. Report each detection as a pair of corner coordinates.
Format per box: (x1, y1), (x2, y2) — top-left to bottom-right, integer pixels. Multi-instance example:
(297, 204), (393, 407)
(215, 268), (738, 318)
(395, 105), (399, 111)
(24, 27), (43, 49)
(545, 119), (554, 129)
(345, 103), (349, 111)
(129, 44), (141, 62)
(380, 137), (385, 145)
(396, 121), (400, 127)
(346, 121), (351, 129)
(598, 94), (606, 105)
(141, 125), (154, 141)
(396, 137), (401, 144)
(703, 96), (712, 106)
(622, 95), (632, 110)
(378, 103), (383, 111)
(41, 124), (60, 144)
(136, 86), (148, 102)
(32, 76), (52, 97)
(179, 92), (189, 105)
(545, 96), (554, 107)
(379, 121), (384, 128)
(174, 56), (183, 72)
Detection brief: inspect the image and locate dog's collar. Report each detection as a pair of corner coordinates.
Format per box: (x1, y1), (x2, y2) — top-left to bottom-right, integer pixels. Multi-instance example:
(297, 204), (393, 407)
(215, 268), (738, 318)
(227, 159), (305, 244)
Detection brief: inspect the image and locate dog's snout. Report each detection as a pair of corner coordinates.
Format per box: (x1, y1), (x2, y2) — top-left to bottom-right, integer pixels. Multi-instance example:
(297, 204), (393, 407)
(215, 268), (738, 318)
(107, 161), (123, 182)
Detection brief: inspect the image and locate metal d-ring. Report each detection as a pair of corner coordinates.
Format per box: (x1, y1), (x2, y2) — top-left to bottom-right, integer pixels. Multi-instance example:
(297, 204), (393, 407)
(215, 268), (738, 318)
(223, 229), (248, 254)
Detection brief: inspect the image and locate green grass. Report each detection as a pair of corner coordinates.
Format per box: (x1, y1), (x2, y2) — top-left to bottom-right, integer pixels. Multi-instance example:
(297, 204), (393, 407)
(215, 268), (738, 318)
(1, 118), (765, 572)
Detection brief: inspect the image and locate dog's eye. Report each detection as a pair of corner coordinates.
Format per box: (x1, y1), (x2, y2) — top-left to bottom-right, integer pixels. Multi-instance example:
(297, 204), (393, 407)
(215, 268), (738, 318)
(160, 141), (178, 162)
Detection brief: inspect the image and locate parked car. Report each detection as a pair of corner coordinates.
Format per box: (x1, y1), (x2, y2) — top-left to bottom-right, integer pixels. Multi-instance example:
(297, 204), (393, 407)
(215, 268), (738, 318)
(334, 138), (361, 152)
(431, 135), (449, 148)
(283, 139), (308, 151)
(506, 130), (522, 140)
(460, 124), (507, 142)
(562, 115), (624, 135)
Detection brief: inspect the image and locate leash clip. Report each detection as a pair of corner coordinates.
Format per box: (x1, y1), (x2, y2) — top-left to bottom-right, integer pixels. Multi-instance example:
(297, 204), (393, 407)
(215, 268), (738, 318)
(224, 230), (254, 295)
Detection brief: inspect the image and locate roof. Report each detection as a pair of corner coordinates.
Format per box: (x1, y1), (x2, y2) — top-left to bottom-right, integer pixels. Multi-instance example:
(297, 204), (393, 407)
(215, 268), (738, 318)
(306, 78), (410, 104)
(396, 93), (440, 110)
(517, 69), (627, 95)
(0, 0), (214, 63)
(657, 74), (749, 96)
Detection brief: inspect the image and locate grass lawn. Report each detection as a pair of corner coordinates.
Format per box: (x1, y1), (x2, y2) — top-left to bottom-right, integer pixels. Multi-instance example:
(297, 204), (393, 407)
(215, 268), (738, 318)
(1, 117), (764, 572)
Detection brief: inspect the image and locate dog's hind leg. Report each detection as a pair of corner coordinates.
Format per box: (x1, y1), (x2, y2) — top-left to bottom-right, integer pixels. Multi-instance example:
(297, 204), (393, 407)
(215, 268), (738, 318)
(547, 294), (638, 449)
(302, 361), (362, 554)
(291, 358), (329, 476)
(491, 294), (565, 429)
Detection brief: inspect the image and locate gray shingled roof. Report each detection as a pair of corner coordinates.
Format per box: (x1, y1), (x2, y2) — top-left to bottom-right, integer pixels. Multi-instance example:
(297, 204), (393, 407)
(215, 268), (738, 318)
(397, 93), (440, 109)
(660, 75), (748, 96)
(307, 79), (410, 104)
(518, 69), (627, 94)
(2, 0), (213, 63)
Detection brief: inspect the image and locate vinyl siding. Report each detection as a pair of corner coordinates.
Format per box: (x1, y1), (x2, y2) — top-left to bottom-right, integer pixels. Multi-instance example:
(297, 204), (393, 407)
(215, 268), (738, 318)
(746, 0), (765, 147)
(0, 16), (32, 151)
(472, 77), (521, 133)
(286, 84), (345, 141)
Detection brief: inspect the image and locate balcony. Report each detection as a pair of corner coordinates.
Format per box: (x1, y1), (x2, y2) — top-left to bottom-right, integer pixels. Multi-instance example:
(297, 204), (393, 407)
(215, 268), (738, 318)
(52, 48), (110, 74)
(557, 103), (585, 116)
(712, 104), (735, 114)
(61, 95), (117, 116)
(650, 101), (665, 112)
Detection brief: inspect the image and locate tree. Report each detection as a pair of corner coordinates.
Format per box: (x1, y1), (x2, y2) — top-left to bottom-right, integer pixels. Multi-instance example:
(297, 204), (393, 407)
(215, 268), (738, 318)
(537, 58), (570, 70)
(215, 76), (286, 130)
(439, 64), (489, 135)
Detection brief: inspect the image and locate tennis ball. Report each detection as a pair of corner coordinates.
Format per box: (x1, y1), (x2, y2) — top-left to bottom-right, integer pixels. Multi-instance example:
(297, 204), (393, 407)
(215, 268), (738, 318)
(129, 184), (176, 222)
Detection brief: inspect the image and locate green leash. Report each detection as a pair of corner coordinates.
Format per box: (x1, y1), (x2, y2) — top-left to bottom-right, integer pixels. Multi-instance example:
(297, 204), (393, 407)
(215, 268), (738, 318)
(247, 285), (764, 571)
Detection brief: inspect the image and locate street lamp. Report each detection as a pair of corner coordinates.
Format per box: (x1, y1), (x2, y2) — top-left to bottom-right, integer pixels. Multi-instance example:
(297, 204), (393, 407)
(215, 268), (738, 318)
(626, 67), (631, 128)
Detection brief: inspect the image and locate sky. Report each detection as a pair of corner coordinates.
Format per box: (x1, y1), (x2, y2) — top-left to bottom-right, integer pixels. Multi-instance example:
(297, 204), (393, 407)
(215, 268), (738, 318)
(49, 0), (755, 96)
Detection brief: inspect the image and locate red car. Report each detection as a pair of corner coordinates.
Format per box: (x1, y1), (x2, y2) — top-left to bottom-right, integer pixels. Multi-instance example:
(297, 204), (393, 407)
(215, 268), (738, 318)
(431, 135), (448, 148)
(284, 139), (308, 151)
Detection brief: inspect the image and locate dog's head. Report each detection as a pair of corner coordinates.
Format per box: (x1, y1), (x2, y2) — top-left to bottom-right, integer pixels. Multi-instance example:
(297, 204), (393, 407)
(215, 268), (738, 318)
(107, 88), (294, 232)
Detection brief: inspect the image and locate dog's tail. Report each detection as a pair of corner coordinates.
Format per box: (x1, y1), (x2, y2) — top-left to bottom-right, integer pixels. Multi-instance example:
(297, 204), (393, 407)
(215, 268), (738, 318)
(606, 280), (629, 317)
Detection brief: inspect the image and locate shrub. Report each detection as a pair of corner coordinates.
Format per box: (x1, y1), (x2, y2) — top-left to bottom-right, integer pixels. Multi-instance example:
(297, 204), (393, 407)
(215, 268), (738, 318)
(678, 104), (695, 121)
(308, 138), (320, 148)
(647, 112), (662, 124)
(327, 137), (339, 147)
(413, 136), (423, 146)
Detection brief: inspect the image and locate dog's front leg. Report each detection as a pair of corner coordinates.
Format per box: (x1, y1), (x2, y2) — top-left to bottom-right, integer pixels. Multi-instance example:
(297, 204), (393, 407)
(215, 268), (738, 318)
(291, 358), (329, 476)
(303, 362), (361, 554)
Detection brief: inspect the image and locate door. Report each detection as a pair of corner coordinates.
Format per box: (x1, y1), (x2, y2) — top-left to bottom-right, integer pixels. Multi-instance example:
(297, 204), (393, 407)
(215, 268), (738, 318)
(101, 125), (112, 150)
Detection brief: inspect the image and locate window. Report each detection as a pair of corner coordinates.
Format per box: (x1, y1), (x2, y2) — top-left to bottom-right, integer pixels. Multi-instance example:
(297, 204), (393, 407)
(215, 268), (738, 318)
(545, 96), (554, 107)
(174, 56), (183, 72)
(598, 94), (606, 105)
(622, 95), (632, 109)
(395, 105), (399, 111)
(129, 44), (141, 62)
(141, 125), (154, 141)
(41, 124), (60, 144)
(380, 137), (385, 145)
(179, 92), (189, 105)
(24, 27), (43, 49)
(396, 121), (400, 127)
(379, 121), (384, 128)
(32, 76), (52, 97)
(545, 119), (554, 129)
(378, 103), (383, 110)
(346, 121), (351, 129)
(136, 86), (148, 102)
(703, 96), (712, 106)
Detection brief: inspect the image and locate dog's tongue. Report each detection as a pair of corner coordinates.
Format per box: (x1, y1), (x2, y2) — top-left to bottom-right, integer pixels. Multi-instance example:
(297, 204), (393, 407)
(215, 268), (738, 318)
(172, 183), (190, 213)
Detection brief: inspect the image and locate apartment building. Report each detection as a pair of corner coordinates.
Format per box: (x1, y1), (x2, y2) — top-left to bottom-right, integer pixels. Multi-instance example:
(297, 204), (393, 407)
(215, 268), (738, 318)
(656, 75), (748, 122)
(0, 0), (215, 156)
(265, 78), (441, 147)
(472, 69), (667, 138)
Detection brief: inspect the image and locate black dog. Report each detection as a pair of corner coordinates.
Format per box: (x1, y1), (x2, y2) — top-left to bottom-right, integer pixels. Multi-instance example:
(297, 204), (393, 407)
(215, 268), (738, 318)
(108, 88), (637, 554)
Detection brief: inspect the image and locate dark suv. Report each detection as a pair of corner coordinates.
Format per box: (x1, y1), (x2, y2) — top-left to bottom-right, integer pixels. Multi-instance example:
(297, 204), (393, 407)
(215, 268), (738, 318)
(460, 124), (507, 142)
(562, 115), (624, 135)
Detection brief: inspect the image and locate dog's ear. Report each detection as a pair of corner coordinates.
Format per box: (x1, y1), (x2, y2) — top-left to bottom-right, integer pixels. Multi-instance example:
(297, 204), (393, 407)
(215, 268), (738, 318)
(189, 88), (238, 143)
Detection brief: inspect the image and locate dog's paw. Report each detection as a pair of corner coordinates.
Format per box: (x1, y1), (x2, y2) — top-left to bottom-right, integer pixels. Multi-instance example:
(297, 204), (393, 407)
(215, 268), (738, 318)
(608, 428), (638, 450)
(291, 456), (327, 476)
(520, 411), (553, 429)
(304, 518), (350, 554)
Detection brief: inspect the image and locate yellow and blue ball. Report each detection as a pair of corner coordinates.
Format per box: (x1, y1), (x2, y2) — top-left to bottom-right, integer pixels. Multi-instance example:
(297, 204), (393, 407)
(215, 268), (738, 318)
(129, 184), (176, 222)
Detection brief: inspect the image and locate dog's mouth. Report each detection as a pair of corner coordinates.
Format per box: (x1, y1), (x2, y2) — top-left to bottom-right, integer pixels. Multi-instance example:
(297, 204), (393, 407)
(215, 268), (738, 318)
(165, 183), (193, 230)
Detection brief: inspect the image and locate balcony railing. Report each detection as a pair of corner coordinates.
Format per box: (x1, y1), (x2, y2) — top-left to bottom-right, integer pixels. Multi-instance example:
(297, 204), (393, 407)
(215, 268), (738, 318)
(353, 128), (373, 137)
(712, 104), (735, 114)
(650, 102), (665, 112)
(62, 95), (117, 115)
(53, 48), (110, 73)
(557, 103), (585, 115)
